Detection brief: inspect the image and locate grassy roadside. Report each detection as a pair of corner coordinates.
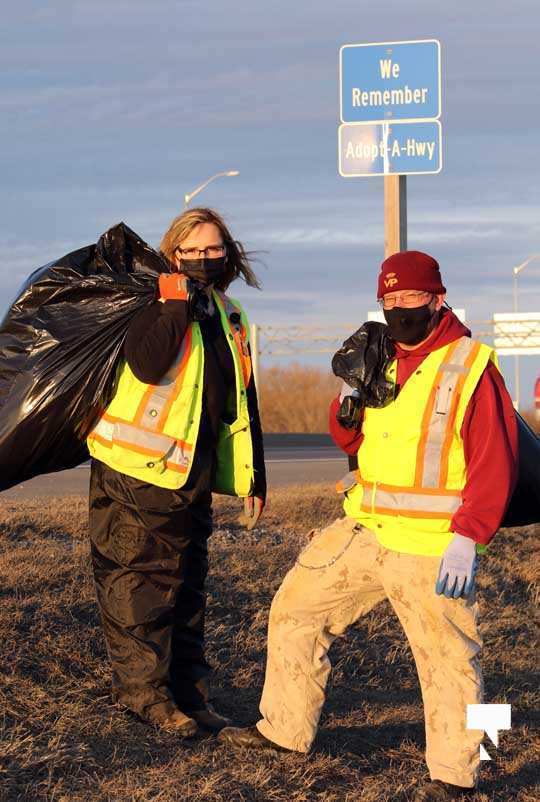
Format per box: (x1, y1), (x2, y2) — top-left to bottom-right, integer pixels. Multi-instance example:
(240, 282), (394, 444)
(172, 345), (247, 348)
(0, 486), (538, 802)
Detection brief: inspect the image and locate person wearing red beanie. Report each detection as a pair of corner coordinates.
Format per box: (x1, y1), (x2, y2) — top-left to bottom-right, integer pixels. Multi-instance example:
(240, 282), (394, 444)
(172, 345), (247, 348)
(375, 250), (447, 349)
(219, 250), (518, 802)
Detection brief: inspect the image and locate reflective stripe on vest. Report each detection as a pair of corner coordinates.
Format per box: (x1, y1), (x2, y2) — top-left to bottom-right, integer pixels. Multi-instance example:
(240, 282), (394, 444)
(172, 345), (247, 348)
(88, 325), (195, 470)
(215, 290), (252, 387)
(133, 327), (194, 431)
(356, 480), (461, 518)
(337, 336), (484, 520)
(336, 472), (461, 519)
(416, 337), (481, 489)
(90, 415), (192, 473)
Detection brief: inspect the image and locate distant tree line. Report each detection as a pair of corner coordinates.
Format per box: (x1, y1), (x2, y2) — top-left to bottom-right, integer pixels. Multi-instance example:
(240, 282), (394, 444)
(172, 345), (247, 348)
(258, 363), (540, 435)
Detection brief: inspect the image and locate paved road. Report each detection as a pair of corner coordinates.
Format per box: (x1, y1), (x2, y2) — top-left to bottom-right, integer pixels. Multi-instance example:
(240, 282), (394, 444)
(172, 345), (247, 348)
(1, 435), (349, 500)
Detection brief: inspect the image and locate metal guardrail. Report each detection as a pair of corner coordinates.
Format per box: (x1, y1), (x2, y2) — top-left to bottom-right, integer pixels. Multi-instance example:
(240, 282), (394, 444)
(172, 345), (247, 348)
(256, 320), (540, 356)
(258, 324), (355, 356)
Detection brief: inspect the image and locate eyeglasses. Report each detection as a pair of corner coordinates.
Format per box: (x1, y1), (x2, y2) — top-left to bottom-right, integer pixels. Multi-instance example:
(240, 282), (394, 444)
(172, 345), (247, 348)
(176, 245), (225, 259)
(378, 291), (433, 310)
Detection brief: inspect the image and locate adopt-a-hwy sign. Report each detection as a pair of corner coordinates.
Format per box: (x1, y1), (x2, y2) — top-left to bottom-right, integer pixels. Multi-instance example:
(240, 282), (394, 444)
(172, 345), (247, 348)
(340, 39), (441, 122)
(339, 39), (442, 177)
(339, 121), (442, 177)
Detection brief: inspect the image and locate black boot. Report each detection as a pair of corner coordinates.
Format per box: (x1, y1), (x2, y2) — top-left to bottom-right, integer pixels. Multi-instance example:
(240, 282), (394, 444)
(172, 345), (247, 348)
(188, 703), (232, 733)
(143, 707), (198, 737)
(413, 780), (474, 801)
(218, 725), (291, 752)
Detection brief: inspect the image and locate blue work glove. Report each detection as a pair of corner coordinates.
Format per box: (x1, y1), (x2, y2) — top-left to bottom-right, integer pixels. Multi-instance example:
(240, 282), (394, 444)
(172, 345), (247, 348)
(435, 533), (478, 599)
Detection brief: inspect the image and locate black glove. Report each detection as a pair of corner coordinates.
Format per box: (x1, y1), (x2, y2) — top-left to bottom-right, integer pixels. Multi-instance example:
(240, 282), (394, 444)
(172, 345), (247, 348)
(188, 283), (212, 321)
(336, 394), (364, 429)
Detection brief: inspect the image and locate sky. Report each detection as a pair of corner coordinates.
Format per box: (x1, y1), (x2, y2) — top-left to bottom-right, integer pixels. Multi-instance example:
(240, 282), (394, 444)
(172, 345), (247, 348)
(1, 1), (539, 406)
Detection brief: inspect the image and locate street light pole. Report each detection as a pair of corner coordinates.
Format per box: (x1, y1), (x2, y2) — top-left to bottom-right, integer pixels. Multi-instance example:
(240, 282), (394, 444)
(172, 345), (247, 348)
(511, 254), (540, 410)
(184, 170), (239, 208)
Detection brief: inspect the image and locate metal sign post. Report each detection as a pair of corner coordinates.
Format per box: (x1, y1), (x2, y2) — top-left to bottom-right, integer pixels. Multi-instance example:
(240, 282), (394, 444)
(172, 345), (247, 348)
(339, 39), (442, 257)
(384, 175), (407, 257)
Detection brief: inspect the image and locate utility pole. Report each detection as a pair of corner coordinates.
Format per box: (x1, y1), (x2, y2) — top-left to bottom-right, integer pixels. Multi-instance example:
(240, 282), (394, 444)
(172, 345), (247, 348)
(512, 254), (540, 409)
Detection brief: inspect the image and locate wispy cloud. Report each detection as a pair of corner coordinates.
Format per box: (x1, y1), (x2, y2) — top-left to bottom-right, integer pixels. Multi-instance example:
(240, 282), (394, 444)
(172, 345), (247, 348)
(244, 201), (539, 248)
(0, 62), (333, 129)
(254, 225), (506, 247)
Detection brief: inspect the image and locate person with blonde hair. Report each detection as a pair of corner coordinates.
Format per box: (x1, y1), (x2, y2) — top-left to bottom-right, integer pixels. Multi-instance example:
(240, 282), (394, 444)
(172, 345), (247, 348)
(87, 208), (265, 735)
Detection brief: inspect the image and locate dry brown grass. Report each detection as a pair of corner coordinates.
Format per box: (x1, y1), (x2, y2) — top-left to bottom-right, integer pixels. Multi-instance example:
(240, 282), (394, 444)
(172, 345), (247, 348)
(1, 488), (538, 802)
(258, 365), (340, 432)
(258, 365), (540, 436)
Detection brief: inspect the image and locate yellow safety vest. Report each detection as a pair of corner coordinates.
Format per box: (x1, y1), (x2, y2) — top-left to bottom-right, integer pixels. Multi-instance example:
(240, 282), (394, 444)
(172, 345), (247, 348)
(88, 290), (254, 496)
(338, 336), (496, 556)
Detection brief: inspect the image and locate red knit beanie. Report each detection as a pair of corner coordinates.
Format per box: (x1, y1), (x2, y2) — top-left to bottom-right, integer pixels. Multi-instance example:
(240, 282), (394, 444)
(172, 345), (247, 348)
(377, 250), (446, 299)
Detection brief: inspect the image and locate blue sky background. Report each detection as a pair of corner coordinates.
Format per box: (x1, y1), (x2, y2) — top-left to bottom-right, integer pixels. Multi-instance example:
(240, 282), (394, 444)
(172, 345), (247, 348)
(1, 1), (539, 405)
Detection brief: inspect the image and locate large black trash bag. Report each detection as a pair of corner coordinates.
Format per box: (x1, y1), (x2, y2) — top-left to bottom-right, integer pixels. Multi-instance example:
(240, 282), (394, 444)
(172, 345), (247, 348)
(502, 413), (540, 527)
(0, 222), (166, 492)
(332, 321), (396, 407)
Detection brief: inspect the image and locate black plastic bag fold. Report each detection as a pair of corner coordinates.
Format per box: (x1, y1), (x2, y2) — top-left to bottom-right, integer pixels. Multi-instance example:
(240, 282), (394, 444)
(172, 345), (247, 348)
(501, 413), (540, 527)
(331, 321), (395, 407)
(0, 223), (165, 491)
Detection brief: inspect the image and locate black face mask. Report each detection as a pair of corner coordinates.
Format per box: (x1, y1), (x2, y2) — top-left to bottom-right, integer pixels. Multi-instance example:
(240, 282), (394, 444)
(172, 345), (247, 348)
(383, 303), (435, 345)
(179, 256), (227, 286)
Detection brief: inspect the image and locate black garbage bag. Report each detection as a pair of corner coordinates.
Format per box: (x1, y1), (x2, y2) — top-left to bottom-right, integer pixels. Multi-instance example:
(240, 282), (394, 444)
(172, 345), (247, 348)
(332, 321), (396, 408)
(501, 413), (540, 527)
(0, 222), (166, 492)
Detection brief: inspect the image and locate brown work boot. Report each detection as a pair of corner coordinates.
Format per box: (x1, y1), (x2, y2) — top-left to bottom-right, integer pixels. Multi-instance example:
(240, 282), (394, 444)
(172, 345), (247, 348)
(146, 707), (198, 737)
(187, 703), (232, 733)
(218, 725), (291, 752)
(413, 780), (474, 801)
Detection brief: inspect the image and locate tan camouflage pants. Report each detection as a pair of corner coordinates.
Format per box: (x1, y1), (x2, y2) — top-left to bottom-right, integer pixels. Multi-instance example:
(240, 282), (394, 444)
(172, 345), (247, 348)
(257, 517), (483, 788)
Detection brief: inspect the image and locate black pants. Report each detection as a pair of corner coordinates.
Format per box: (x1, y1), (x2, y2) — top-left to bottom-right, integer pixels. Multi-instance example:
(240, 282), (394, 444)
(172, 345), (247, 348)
(89, 457), (214, 720)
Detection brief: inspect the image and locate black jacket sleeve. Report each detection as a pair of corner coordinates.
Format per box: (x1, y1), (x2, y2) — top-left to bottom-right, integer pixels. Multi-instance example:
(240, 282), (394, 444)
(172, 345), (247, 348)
(246, 357), (266, 501)
(124, 300), (189, 384)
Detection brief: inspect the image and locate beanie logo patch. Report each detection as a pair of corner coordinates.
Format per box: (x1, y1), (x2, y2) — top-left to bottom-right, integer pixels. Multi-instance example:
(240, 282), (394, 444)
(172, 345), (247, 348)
(384, 272), (398, 288)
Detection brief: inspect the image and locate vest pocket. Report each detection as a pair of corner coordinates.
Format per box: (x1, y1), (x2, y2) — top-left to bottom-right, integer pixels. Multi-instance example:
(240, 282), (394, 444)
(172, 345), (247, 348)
(212, 418), (253, 497)
(109, 421), (176, 475)
(110, 442), (168, 474)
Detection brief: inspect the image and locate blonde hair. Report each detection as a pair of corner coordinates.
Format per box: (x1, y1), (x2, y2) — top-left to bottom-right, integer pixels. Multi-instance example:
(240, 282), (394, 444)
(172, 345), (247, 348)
(159, 207), (260, 291)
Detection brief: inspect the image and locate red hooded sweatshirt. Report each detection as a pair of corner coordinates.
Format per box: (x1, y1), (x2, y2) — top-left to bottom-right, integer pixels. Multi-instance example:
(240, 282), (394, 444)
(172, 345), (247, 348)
(329, 309), (518, 545)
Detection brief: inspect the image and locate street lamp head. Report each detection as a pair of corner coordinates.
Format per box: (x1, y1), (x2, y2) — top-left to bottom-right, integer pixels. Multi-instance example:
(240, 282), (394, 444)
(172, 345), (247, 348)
(514, 254), (540, 276)
(184, 170), (240, 209)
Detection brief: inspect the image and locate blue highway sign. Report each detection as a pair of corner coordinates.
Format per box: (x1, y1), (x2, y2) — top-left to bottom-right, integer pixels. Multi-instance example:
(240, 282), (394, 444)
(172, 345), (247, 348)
(340, 39), (441, 124)
(339, 121), (442, 177)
